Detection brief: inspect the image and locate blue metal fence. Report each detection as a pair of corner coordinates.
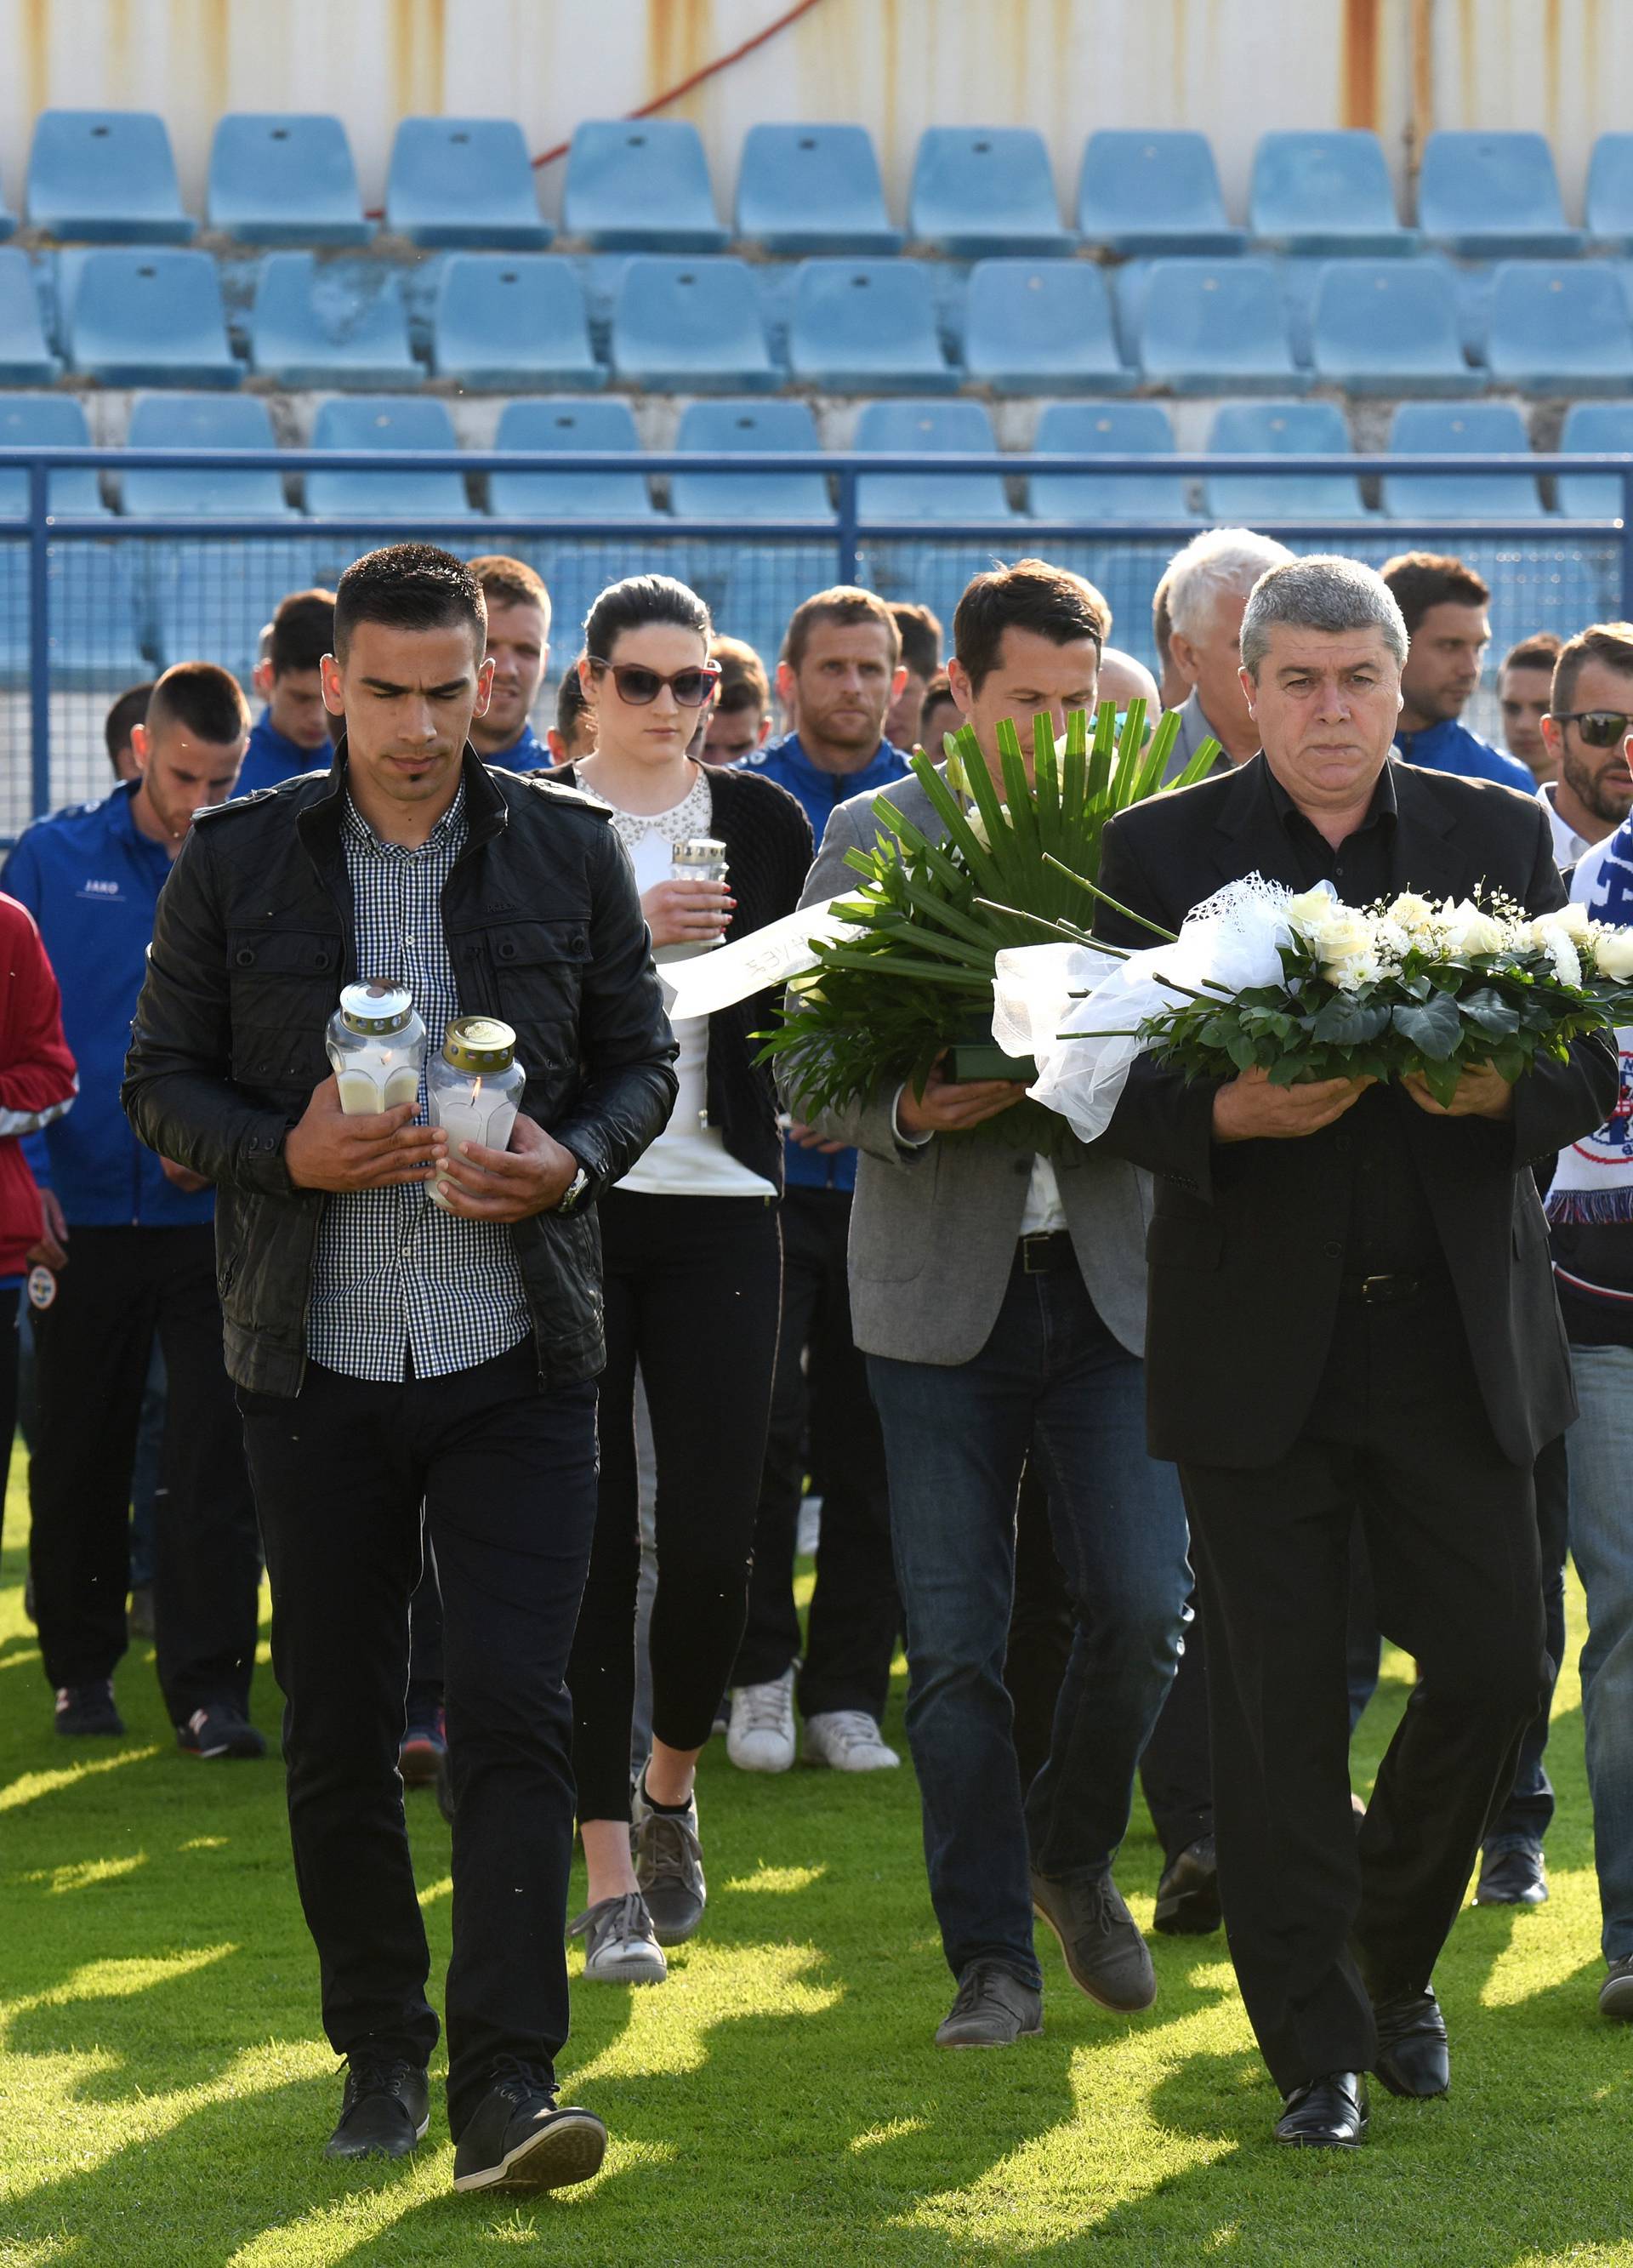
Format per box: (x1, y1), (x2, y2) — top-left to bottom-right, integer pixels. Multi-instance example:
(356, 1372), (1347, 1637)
(3, 442), (1630, 841)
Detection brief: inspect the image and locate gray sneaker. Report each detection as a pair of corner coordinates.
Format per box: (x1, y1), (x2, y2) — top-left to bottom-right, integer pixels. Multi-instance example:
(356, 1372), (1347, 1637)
(1031, 1867), (1157, 2013)
(631, 1779), (707, 1946)
(1601, 1956), (1633, 2020)
(568, 1891), (668, 1984)
(935, 1960), (1044, 2049)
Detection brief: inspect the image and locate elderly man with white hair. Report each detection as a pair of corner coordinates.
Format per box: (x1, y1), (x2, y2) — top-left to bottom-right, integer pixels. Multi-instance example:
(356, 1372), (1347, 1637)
(1162, 527), (1294, 774)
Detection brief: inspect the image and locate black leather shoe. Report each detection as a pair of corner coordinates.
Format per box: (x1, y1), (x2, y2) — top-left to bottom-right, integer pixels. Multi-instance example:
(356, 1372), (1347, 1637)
(935, 1960), (1044, 2049)
(323, 2057), (430, 2161)
(1031, 1867), (1156, 2010)
(1153, 1837), (1220, 1936)
(1372, 1986), (1449, 2099)
(1474, 1839), (1548, 1906)
(1273, 2071), (1368, 2149)
(452, 2078), (607, 2193)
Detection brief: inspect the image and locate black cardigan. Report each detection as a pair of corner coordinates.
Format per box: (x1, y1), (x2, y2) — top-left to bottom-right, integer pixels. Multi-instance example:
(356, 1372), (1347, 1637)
(559, 762), (814, 1192)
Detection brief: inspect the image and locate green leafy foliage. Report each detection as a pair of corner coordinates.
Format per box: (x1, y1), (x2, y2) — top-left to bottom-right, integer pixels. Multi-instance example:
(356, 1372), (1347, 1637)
(760, 703), (1219, 1148)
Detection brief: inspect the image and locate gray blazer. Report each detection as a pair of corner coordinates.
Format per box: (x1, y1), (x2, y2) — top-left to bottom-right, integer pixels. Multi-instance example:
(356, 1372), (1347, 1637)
(786, 771), (1153, 1368)
(1161, 687), (1231, 784)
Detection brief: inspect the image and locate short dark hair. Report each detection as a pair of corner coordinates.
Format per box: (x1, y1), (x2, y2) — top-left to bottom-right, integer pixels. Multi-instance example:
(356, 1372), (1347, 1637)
(145, 662), (251, 748)
(1380, 551), (1491, 639)
(466, 552), (551, 620)
(583, 573), (710, 662)
(781, 586), (901, 674)
(1501, 630), (1563, 678)
(268, 588), (336, 679)
(333, 544), (486, 661)
(952, 559), (1108, 694)
(555, 661), (593, 749)
(104, 681), (153, 771)
(1552, 622), (1633, 716)
(889, 601), (943, 682)
(709, 634), (770, 716)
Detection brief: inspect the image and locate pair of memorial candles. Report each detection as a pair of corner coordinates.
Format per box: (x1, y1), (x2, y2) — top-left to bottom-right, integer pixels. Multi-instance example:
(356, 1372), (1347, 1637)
(326, 983), (525, 1211)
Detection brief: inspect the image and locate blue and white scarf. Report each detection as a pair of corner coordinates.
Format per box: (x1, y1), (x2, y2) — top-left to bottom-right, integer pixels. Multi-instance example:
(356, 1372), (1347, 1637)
(1550, 817), (1633, 1224)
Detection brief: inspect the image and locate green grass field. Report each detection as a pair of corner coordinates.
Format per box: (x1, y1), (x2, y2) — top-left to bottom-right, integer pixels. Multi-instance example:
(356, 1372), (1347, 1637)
(3, 1460), (1630, 2268)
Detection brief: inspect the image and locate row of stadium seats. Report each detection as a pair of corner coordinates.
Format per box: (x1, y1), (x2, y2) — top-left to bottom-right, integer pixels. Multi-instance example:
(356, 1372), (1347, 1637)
(6, 246), (1633, 396)
(4, 112), (1629, 261)
(6, 391), (1626, 526)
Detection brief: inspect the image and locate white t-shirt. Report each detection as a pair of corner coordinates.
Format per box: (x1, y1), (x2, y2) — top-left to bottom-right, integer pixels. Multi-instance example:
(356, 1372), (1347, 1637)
(583, 770), (777, 1201)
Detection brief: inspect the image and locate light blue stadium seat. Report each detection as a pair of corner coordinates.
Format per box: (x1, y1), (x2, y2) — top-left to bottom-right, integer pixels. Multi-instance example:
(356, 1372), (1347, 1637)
(610, 257), (774, 392)
(27, 111), (195, 243)
(488, 399), (655, 522)
(1139, 258), (1308, 395)
(1025, 402), (1190, 523)
(1417, 132), (1584, 258)
(151, 539), (325, 686)
(963, 260), (1131, 395)
(1203, 402), (1368, 521)
(563, 121), (728, 252)
(431, 255), (601, 390)
(1485, 261), (1633, 396)
(670, 400), (831, 522)
(1557, 402), (1633, 520)
(305, 398), (474, 521)
(384, 117), (550, 249)
(122, 394), (292, 518)
(734, 124), (901, 254)
(1586, 135), (1633, 252)
(1078, 131), (1244, 255)
(0, 396), (104, 518)
(208, 114), (373, 247)
(854, 402), (1012, 526)
(908, 128), (1072, 256)
(0, 251), (59, 384)
(1309, 258), (1469, 394)
(65, 249), (238, 388)
(249, 254), (419, 387)
(1249, 131), (1414, 255)
(1381, 402), (1541, 519)
(788, 259), (954, 392)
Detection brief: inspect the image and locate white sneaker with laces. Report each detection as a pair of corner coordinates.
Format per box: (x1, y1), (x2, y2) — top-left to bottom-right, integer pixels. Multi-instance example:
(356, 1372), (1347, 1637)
(726, 1668), (796, 1773)
(804, 1710), (900, 1772)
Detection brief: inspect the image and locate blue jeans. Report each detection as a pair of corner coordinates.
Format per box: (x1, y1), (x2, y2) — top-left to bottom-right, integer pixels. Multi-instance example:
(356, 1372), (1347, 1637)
(867, 1251), (1191, 1991)
(1567, 1345), (1633, 1960)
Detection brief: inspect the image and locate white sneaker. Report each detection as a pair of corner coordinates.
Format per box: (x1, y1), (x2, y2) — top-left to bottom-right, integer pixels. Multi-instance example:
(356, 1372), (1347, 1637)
(803, 1710), (900, 1772)
(726, 1669), (797, 1773)
(796, 1495), (823, 1559)
(568, 1891), (668, 1984)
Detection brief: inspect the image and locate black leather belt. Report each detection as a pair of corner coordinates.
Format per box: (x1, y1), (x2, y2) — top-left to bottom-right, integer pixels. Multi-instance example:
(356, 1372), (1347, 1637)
(1339, 1268), (1444, 1306)
(1018, 1231), (1073, 1274)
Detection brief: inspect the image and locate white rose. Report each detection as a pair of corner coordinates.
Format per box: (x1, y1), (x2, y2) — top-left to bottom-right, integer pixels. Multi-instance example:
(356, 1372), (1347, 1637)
(1287, 886), (1338, 938)
(1387, 891), (1435, 932)
(1550, 899), (1594, 941)
(1440, 899), (1507, 959)
(1312, 909), (1377, 987)
(1592, 925), (1633, 981)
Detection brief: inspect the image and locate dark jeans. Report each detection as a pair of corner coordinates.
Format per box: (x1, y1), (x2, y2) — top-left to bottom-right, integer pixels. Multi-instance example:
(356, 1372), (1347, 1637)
(1004, 1461), (1074, 1796)
(733, 1185), (899, 1722)
(868, 1245), (1191, 1992)
(29, 1225), (260, 1722)
(570, 1189), (782, 1822)
(1184, 1279), (1547, 2094)
(1344, 1432), (1568, 1846)
(240, 1341), (598, 2140)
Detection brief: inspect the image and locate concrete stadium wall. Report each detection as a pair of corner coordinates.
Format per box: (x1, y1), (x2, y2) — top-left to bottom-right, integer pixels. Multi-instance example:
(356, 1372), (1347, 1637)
(0, 0), (1622, 229)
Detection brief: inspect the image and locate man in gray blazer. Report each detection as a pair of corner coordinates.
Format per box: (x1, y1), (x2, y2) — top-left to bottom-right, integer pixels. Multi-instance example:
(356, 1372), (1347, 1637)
(787, 560), (1191, 2049)
(1160, 527), (1293, 782)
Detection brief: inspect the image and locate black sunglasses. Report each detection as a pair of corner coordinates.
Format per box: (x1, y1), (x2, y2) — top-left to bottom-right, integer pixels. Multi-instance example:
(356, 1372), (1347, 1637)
(1550, 709), (1633, 748)
(589, 658), (721, 709)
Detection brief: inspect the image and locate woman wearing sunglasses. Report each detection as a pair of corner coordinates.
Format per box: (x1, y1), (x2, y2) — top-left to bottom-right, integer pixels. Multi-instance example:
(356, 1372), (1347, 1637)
(555, 573), (813, 1986)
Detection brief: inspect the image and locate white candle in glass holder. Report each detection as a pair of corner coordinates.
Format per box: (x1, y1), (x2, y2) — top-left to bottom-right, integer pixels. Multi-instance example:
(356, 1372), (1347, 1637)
(327, 983), (427, 1114)
(426, 1017), (526, 1211)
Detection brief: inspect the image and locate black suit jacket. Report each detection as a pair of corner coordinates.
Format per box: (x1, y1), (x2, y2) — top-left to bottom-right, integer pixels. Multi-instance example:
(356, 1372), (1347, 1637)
(1095, 755), (1619, 1470)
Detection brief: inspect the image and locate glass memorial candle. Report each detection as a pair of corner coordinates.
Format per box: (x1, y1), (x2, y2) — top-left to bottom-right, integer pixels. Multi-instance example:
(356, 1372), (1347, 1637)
(426, 1017), (526, 1211)
(326, 983), (427, 1115)
(672, 835), (730, 949)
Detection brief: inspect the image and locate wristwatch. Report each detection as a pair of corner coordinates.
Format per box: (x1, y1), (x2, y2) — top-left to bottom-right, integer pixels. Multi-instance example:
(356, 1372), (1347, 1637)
(555, 1161), (592, 1216)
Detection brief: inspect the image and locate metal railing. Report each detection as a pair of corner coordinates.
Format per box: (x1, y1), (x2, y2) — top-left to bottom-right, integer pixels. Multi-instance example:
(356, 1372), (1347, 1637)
(2, 442), (1630, 834)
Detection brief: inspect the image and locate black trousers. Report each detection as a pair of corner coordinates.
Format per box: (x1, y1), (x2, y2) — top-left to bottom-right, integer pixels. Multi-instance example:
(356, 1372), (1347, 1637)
(29, 1225), (260, 1722)
(571, 1188), (781, 1822)
(732, 1185), (900, 1721)
(0, 1287), (20, 1555)
(240, 1341), (598, 2139)
(1182, 1279), (1547, 2095)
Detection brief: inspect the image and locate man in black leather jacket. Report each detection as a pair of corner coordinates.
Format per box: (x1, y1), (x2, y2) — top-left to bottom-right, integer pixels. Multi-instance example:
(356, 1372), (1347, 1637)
(123, 544), (676, 2197)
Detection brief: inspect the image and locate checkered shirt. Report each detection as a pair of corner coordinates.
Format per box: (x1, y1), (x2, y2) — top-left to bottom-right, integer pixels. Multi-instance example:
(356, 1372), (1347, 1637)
(305, 783), (532, 1382)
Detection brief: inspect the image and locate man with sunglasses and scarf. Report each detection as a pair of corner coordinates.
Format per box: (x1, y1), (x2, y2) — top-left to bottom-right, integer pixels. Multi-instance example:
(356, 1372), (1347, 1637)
(122, 543), (676, 2197)
(1537, 624), (1633, 869)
